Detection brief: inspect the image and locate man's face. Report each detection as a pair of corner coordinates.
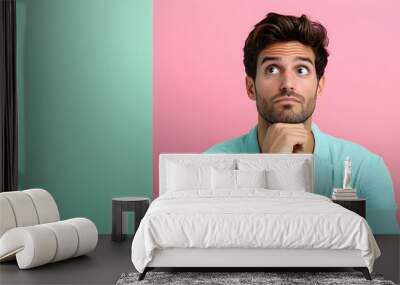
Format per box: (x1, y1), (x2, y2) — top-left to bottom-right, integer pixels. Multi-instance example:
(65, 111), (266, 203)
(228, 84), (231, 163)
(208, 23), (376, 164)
(247, 41), (324, 124)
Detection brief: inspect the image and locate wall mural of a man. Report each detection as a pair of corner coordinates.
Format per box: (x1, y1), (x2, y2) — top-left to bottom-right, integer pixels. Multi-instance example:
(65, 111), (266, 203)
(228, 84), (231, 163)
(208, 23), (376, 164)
(204, 12), (399, 234)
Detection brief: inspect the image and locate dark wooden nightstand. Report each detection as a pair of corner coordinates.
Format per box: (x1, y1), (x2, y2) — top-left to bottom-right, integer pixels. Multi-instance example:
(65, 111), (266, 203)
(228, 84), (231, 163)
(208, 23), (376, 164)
(112, 197), (150, 242)
(331, 198), (366, 218)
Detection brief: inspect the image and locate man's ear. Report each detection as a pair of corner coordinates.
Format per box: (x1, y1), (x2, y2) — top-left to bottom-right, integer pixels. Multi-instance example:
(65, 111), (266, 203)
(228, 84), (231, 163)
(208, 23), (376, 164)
(316, 75), (325, 97)
(246, 76), (256, 101)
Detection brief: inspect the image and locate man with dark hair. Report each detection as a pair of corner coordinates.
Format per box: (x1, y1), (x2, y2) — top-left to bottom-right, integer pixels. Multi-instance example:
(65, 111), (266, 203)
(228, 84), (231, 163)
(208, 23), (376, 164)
(204, 12), (399, 234)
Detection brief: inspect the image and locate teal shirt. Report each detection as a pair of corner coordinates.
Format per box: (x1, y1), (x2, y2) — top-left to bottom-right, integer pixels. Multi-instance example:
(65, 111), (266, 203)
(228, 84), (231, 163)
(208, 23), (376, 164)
(204, 122), (400, 234)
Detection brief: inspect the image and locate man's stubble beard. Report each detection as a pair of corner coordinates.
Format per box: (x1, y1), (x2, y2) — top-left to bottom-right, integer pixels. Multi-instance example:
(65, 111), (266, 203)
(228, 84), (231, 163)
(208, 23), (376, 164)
(255, 86), (318, 124)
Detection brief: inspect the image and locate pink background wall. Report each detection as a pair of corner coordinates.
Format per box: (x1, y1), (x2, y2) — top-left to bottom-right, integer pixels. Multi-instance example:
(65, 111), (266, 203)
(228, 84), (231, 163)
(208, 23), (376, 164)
(153, 0), (400, 222)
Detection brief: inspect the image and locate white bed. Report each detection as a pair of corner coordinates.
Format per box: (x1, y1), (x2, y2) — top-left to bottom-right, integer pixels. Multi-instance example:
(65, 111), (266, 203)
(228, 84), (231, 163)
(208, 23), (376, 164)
(131, 153), (380, 281)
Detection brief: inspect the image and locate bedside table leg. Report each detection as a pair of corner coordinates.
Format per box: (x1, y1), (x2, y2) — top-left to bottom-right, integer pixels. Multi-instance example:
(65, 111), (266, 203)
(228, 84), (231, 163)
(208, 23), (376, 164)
(112, 202), (124, 242)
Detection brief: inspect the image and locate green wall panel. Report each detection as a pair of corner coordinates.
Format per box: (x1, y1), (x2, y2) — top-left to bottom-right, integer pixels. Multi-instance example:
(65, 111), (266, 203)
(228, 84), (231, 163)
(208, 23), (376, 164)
(16, 0), (153, 234)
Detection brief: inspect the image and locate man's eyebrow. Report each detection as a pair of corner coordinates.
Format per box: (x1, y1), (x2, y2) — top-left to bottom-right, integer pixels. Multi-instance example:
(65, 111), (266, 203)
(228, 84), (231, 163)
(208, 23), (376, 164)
(260, 56), (314, 65)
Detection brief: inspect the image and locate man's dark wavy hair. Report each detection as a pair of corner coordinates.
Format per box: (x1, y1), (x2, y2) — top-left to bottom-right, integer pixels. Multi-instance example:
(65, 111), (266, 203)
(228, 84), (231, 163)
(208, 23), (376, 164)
(243, 12), (330, 82)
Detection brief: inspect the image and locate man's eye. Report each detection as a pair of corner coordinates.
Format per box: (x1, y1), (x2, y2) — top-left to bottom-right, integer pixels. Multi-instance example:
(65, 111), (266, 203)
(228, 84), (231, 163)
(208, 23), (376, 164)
(266, 66), (279, 74)
(298, 66), (309, 75)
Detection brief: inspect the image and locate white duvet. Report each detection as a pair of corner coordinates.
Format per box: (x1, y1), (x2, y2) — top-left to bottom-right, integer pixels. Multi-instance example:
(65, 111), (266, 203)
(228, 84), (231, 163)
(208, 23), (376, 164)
(131, 189), (380, 273)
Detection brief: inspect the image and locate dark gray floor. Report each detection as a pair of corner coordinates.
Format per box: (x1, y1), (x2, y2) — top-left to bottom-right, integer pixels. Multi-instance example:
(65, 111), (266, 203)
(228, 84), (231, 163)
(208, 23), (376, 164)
(1, 235), (399, 285)
(374, 235), (400, 284)
(0, 235), (134, 285)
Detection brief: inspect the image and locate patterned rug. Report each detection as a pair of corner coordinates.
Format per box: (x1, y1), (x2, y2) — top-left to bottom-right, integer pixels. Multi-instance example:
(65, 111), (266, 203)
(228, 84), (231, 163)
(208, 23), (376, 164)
(116, 271), (396, 285)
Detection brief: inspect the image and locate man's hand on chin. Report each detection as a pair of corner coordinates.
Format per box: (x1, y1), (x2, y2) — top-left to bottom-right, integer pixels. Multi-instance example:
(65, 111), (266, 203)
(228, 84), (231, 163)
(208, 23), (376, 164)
(261, 123), (310, 153)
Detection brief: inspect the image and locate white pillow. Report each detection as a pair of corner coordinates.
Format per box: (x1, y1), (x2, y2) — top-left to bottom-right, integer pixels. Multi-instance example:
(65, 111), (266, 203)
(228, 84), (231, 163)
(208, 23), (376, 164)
(167, 162), (211, 191)
(211, 168), (267, 190)
(266, 169), (307, 191)
(166, 159), (236, 191)
(236, 169), (267, 188)
(211, 168), (236, 190)
(237, 158), (311, 192)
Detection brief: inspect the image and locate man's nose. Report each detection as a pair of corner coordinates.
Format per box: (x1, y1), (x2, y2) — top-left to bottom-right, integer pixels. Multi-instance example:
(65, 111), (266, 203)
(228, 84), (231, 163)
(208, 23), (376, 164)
(280, 71), (295, 94)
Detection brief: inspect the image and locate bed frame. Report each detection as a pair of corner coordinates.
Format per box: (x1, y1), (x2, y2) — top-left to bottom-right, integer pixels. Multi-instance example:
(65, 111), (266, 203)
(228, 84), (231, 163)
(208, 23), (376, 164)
(140, 248), (371, 280)
(138, 154), (372, 281)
